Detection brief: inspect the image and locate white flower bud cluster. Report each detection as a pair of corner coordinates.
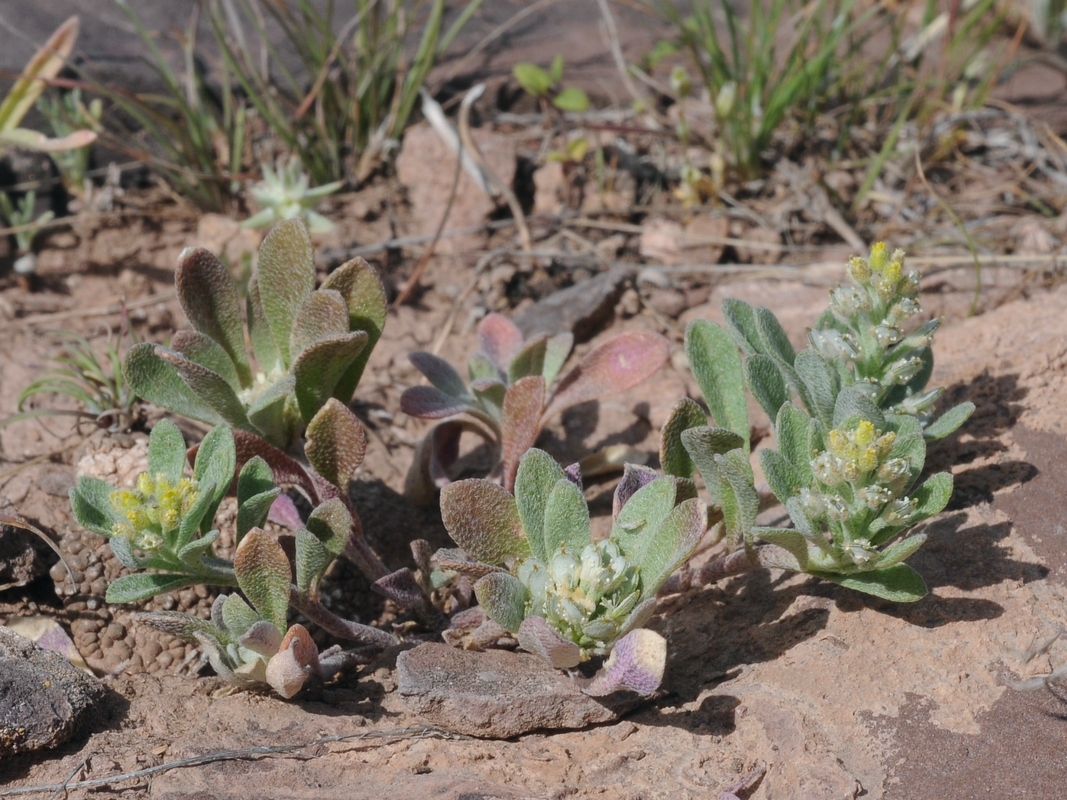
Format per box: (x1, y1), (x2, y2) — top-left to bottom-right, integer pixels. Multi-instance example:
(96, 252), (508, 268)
(519, 539), (642, 656)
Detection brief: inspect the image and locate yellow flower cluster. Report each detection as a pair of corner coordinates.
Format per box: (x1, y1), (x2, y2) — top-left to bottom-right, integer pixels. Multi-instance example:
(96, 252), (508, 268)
(847, 241), (917, 303)
(110, 472), (200, 552)
(825, 420), (896, 480)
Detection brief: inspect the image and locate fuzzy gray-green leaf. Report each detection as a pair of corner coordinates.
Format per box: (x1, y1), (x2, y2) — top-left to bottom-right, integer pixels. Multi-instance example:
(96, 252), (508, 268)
(745, 353), (789, 423)
(660, 398), (706, 479)
(833, 387), (886, 429)
(306, 497), (352, 557)
(236, 488), (280, 543)
(125, 343), (225, 426)
(147, 419), (187, 484)
(515, 448), (565, 562)
(256, 218), (315, 368)
(636, 497), (706, 593)
(612, 476), (677, 557)
(474, 572), (528, 633)
(680, 426), (745, 506)
(684, 320), (749, 445)
(305, 398), (367, 490)
(246, 275), (280, 374)
(158, 349), (250, 429)
(70, 477), (121, 537)
(775, 403), (813, 485)
(911, 472), (953, 522)
(793, 349), (836, 427)
(754, 306), (796, 367)
(818, 563), (927, 602)
(722, 297), (762, 356)
(543, 478), (591, 556)
(106, 573), (195, 605)
(924, 401), (974, 440)
(874, 533), (927, 568)
(193, 424), (236, 532)
(759, 448), (803, 506)
(295, 527), (333, 597)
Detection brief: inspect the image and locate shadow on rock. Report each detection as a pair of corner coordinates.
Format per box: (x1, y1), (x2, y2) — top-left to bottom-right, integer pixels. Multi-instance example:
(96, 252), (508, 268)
(540, 399), (655, 471)
(648, 569), (830, 722)
(911, 512), (1048, 591)
(928, 372), (1034, 510)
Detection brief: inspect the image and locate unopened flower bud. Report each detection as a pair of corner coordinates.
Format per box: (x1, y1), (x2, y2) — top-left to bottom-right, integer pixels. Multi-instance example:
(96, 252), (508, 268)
(670, 66), (692, 98)
(715, 81), (736, 117)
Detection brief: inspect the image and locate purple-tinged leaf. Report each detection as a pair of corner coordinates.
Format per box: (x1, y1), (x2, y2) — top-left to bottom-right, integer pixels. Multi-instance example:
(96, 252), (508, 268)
(171, 330), (240, 391)
(500, 376), (546, 492)
(544, 330), (670, 422)
(157, 348), (250, 428)
(516, 615), (581, 669)
(469, 351), (503, 383)
(563, 462), (583, 488)
(507, 335), (548, 383)
(292, 331), (369, 422)
(435, 547), (507, 579)
(372, 568), (440, 625)
(289, 289), (349, 361)
(268, 494), (304, 530)
(612, 463), (661, 520)
(477, 313), (525, 373)
(266, 624), (319, 698)
(321, 257), (387, 400)
(232, 430), (323, 504)
(473, 571), (528, 632)
(401, 385), (473, 420)
(257, 219), (315, 367)
(579, 628), (666, 697)
(237, 619), (284, 657)
(440, 479), (529, 566)
(175, 247), (252, 387)
(543, 332), (574, 387)
(305, 398), (367, 490)
(235, 528), (292, 634)
(409, 351), (468, 398)
(404, 418), (496, 507)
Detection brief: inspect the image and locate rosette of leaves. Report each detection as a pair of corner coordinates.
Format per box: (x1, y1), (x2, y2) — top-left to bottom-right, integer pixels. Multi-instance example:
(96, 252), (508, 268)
(68, 420), (277, 602)
(401, 313), (670, 500)
(125, 218), (386, 450)
(436, 448), (706, 696)
(137, 529), (364, 698)
(242, 155), (343, 234)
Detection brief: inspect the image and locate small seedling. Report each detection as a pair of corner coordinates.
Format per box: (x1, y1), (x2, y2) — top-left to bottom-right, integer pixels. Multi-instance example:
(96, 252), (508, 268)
(400, 313), (670, 500)
(37, 88), (102, 197)
(242, 155), (343, 234)
(0, 191), (54, 275)
(513, 55), (590, 115)
(4, 327), (140, 432)
(124, 218), (386, 450)
(659, 243), (969, 601)
(69, 418), (399, 696)
(437, 448), (706, 695)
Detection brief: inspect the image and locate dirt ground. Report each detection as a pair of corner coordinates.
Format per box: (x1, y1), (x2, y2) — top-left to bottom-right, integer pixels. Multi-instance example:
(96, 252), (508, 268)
(3, 5), (1067, 799)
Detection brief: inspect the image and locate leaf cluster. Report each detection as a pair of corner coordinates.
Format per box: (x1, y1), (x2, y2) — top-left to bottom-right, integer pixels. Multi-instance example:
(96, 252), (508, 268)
(513, 55), (590, 113)
(401, 313), (669, 499)
(125, 218), (386, 451)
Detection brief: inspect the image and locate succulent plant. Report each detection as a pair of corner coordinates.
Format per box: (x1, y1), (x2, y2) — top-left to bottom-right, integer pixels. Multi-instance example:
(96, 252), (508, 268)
(401, 313), (670, 501)
(436, 448), (707, 696)
(242, 155), (343, 234)
(125, 218), (386, 451)
(658, 243), (965, 601)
